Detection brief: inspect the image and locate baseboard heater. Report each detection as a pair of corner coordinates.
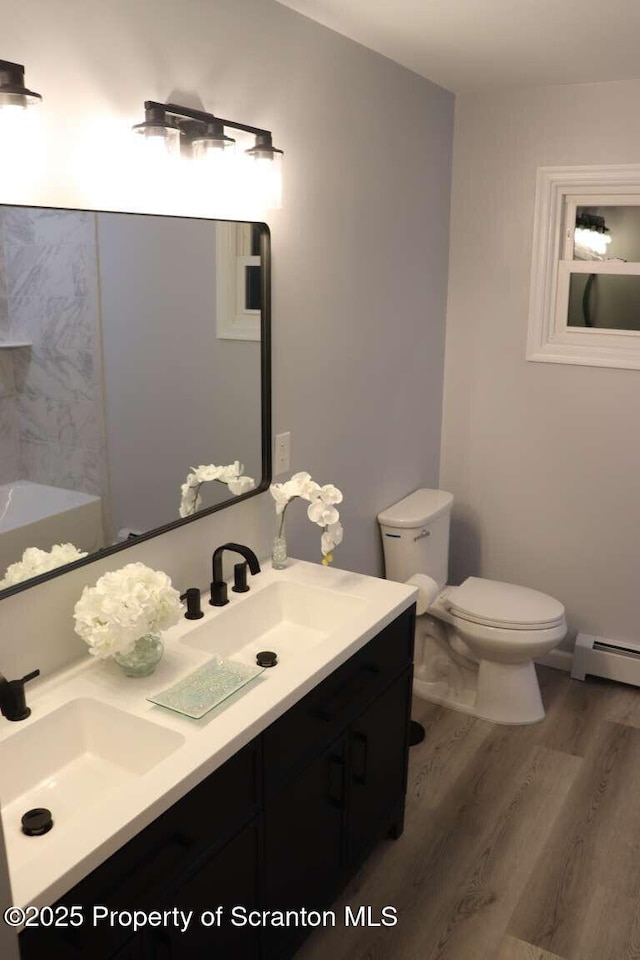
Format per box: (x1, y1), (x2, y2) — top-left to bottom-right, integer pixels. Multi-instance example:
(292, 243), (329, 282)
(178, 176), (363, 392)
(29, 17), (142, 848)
(571, 633), (640, 686)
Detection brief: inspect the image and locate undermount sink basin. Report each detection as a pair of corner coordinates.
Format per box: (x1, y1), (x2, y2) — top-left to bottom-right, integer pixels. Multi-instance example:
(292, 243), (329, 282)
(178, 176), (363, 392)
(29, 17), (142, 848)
(0, 698), (184, 850)
(182, 579), (366, 666)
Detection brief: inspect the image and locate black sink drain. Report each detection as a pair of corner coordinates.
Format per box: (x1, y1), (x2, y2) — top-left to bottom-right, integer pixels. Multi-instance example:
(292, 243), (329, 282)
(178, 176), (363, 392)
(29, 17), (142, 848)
(22, 808), (53, 836)
(256, 650), (278, 668)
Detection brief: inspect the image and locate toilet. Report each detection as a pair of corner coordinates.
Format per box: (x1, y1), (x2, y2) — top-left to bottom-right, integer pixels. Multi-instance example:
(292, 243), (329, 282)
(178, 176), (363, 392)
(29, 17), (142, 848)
(377, 489), (566, 724)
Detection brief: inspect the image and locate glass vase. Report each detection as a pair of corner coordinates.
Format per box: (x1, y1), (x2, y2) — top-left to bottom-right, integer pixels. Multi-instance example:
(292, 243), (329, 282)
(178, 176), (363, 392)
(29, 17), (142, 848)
(271, 534), (288, 570)
(114, 634), (164, 678)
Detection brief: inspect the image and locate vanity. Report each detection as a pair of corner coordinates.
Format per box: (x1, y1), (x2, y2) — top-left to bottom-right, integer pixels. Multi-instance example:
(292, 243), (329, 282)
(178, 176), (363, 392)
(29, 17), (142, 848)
(2, 560), (416, 960)
(0, 201), (416, 959)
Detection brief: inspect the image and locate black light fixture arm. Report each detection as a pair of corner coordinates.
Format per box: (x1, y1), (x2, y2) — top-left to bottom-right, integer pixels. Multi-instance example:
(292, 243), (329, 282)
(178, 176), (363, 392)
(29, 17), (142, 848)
(144, 100), (273, 140)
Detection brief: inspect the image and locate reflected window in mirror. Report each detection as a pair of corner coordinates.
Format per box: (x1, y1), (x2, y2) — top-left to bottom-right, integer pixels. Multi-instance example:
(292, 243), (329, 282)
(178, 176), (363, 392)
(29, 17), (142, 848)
(0, 204), (271, 597)
(527, 166), (640, 369)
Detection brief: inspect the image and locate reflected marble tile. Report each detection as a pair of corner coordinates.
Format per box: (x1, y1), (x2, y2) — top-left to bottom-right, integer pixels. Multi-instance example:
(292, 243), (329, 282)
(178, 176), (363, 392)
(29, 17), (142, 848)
(0, 241), (6, 305)
(2, 207), (95, 247)
(0, 397), (19, 483)
(13, 348), (96, 403)
(5, 242), (98, 300)
(19, 440), (104, 497)
(8, 295), (99, 355)
(0, 295), (9, 336)
(0, 352), (15, 398)
(16, 394), (103, 448)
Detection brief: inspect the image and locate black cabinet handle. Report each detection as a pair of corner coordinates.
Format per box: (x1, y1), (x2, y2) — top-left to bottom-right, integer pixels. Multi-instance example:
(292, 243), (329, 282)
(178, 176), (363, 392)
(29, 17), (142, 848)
(312, 664), (379, 723)
(351, 731), (369, 785)
(327, 754), (346, 809)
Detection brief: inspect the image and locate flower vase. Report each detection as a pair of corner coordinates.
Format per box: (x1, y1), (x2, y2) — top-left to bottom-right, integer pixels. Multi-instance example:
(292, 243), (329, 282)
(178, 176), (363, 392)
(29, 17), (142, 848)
(114, 634), (164, 677)
(271, 534), (288, 570)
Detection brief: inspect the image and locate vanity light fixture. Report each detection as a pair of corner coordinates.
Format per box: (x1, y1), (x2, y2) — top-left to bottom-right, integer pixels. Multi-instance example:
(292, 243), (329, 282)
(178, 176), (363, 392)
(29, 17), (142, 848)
(132, 100), (283, 207)
(0, 59), (42, 110)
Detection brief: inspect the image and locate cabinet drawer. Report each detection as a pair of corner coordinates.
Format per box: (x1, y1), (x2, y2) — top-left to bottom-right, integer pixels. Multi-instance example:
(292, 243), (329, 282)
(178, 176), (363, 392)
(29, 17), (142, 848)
(263, 605), (415, 795)
(20, 739), (261, 960)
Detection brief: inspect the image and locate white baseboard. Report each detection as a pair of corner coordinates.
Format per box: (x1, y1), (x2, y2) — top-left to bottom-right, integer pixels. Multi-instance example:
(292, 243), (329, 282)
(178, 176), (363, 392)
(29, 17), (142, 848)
(535, 648), (573, 672)
(571, 633), (640, 686)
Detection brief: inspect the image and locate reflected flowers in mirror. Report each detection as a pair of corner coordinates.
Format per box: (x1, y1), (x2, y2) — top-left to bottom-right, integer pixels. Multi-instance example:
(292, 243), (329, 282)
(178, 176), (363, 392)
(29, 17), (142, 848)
(179, 461), (256, 517)
(0, 543), (88, 590)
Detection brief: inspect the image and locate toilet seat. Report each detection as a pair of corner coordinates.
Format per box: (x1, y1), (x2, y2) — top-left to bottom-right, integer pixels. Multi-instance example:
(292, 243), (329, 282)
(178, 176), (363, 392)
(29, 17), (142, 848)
(445, 577), (565, 631)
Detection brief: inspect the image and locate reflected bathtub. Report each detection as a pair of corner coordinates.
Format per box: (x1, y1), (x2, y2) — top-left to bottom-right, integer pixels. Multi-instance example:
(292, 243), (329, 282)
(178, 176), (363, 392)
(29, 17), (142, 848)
(0, 481), (104, 579)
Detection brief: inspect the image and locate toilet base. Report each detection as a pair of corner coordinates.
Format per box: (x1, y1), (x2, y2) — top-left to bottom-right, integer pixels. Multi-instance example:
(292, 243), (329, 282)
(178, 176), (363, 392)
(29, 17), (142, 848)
(412, 658), (546, 725)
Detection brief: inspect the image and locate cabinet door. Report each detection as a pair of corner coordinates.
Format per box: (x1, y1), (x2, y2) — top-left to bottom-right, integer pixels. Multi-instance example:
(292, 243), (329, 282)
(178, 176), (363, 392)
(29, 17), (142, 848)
(263, 738), (346, 959)
(346, 669), (412, 867)
(110, 934), (168, 959)
(157, 821), (260, 960)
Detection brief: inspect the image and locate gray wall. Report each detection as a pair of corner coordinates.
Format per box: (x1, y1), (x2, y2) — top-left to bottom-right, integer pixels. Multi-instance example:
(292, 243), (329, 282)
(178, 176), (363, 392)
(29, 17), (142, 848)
(97, 213), (262, 537)
(0, 1), (454, 666)
(1, 0), (454, 578)
(441, 78), (640, 646)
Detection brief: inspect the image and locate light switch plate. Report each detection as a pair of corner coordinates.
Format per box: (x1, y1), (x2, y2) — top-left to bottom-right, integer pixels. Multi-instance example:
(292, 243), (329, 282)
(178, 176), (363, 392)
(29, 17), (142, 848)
(274, 432), (291, 475)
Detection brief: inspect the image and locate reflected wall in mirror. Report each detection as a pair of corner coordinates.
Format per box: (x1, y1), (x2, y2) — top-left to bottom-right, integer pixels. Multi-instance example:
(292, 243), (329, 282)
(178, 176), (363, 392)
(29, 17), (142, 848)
(0, 205), (270, 596)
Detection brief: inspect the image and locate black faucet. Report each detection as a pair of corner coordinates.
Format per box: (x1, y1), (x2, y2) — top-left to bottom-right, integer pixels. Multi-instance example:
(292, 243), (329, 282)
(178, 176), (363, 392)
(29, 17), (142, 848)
(211, 543), (261, 606)
(0, 669), (40, 721)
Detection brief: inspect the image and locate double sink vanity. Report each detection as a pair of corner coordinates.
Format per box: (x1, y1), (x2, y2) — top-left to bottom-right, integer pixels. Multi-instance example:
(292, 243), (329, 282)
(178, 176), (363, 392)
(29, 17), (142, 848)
(2, 558), (417, 960)
(0, 203), (416, 958)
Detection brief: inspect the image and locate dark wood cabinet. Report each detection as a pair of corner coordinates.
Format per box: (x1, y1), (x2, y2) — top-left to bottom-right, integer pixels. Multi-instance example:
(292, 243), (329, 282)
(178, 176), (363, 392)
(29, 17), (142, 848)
(262, 668), (412, 960)
(346, 670), (411, 867)
(263, 738), (346, 959)
(20, 605), (415, 960)
(157, 821), (261, 960)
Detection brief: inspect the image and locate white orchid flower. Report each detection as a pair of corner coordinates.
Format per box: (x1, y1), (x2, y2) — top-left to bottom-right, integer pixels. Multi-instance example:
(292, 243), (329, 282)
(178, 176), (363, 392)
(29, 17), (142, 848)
(288, 472), (322, 500)
(321, 521), (344, 557)
(269, 482), (291, 515)
(318, 484), (343, 505)
(193, 464), (223, 483)
(307, 499), (340, 527)
(180, 461), (255, 516)
(217, 461), (244, 484)
(269, 471), (344, 564)
(227, 476), (256, 495)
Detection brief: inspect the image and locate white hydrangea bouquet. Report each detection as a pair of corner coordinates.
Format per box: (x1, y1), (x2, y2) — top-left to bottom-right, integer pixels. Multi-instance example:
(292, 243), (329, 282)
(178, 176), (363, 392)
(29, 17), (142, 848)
(73, 562), (183, 675)
(270, 471), (344, 566)
(0, 543), (87, 590)
(179, 461), (256, 517)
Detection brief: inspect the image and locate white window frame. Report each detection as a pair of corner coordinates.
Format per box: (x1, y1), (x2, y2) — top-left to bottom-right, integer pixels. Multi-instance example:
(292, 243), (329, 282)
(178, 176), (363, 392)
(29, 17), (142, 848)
(527, 165), (640, 369)
(215, 223), (261, 341)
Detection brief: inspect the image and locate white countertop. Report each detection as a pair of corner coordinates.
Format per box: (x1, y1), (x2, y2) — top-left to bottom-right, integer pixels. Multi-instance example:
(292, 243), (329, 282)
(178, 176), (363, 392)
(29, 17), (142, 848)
(0, 559), (416, 913)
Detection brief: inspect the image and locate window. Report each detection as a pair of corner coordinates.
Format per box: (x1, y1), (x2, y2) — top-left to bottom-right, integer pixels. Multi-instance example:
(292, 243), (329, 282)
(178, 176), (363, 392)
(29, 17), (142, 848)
(527, 165), (640, 369)
(215, 222), (262, 341)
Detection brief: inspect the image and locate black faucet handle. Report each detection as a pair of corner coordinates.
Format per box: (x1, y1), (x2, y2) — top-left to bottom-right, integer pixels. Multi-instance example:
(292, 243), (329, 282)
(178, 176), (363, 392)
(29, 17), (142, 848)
(2, 669), (40, 721)
(232, 561), (250, 594)
(180, 588), (204, 620)
(210, 580), (229, 607)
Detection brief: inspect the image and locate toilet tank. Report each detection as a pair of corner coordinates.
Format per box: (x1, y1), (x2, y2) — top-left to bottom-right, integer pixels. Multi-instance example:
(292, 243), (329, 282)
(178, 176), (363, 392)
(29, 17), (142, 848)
(377, 488), (453, 587)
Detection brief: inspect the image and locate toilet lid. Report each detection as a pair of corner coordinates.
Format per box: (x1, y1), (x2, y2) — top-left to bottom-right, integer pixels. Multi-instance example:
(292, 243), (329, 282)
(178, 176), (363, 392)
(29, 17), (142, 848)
(446, 577), (565, 629)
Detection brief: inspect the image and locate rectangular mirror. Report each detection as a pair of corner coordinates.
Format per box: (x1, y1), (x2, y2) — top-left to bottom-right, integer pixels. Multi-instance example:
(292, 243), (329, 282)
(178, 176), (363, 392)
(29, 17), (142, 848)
(0, 204), (271, 598)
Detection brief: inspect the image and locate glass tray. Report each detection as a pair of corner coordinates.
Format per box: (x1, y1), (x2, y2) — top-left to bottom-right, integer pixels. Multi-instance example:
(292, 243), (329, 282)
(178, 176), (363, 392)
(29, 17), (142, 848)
(147, 657), (264, 719)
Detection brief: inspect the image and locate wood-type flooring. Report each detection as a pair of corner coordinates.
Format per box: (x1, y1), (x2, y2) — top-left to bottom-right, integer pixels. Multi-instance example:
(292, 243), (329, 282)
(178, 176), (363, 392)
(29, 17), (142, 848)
(295, 666), (640, 960)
